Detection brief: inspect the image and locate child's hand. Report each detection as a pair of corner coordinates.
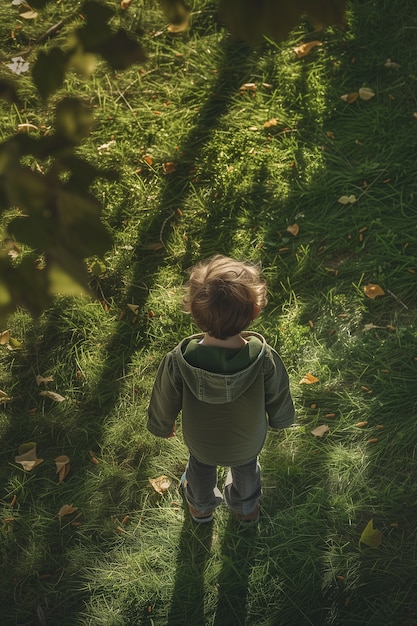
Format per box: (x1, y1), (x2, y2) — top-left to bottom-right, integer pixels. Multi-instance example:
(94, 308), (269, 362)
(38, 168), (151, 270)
(165, 423), (176, 438)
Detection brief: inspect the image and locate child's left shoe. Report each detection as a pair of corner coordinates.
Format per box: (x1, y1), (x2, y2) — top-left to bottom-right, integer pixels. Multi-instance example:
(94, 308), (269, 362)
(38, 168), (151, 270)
(180, 473), (214, 523)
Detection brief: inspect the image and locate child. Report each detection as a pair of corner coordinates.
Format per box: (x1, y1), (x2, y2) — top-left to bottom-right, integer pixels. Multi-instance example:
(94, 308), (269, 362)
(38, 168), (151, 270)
(147, 255), (294, 523)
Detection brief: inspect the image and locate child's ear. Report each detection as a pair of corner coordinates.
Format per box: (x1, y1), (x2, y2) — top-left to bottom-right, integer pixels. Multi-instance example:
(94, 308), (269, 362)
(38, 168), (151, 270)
(253, 304), (261, 320)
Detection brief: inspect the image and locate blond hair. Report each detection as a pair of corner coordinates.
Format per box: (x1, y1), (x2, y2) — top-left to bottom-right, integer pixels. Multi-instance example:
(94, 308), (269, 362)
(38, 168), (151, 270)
(183, 255), (267, 339)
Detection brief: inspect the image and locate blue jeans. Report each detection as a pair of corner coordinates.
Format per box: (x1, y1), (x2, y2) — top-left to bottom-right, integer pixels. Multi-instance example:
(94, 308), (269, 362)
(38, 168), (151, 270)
(183, 454), (261, 516)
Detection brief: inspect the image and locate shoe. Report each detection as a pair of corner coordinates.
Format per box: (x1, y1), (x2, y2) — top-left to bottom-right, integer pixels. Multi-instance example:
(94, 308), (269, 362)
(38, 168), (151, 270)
(180, 473), (214, 523)
(235, 505), (259, 523)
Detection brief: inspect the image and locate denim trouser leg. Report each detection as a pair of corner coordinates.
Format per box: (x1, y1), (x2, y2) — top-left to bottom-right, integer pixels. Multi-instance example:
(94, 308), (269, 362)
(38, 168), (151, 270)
(224, 458), (261, 515)
(184, 454), (223, 515)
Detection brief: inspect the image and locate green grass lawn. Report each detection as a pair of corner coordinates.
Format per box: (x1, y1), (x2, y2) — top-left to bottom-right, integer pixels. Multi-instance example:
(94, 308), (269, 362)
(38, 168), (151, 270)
(1, 0), (417, 624)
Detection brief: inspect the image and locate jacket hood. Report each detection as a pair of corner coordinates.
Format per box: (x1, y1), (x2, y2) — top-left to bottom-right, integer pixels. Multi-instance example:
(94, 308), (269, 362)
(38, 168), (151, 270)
(175, 332), (266, 404)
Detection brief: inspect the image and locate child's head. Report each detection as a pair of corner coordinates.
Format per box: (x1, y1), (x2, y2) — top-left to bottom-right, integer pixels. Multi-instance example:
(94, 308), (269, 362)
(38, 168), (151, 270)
(183, 255), (267, 339)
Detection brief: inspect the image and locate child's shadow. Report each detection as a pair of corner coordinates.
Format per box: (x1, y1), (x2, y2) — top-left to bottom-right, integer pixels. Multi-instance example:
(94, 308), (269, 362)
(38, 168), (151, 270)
(213, 518), (258, 626)
(167, 516), (213, 626)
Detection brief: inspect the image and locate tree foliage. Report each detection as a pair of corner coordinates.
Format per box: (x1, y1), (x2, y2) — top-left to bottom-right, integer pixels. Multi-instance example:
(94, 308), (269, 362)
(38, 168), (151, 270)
(0, 0), (346, 321)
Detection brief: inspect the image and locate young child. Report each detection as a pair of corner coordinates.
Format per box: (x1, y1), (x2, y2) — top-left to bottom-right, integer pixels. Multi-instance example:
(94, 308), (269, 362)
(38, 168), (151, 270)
(147, 255), (295, 523)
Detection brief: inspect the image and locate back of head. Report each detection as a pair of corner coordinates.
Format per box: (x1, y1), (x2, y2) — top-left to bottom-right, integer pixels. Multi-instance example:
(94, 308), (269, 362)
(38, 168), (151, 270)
(183, 255), (267, 340)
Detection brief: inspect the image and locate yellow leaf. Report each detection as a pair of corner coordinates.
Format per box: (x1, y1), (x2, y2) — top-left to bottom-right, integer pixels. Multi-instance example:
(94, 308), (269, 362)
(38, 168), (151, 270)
(363, 284), (385, 299)
(167, 16), (190, 32)
(360, 519), (382, 548)
(299, 373), (319, 385)
(0, 330), (10, 345)
(40, 390), (66, 402)
(17, 123), (38, 132)
(263, 118), (278, 129)
(294, 41), (322, 58)
(8, 337), (22, 350)
(338, 194), (356, 204)
(55, 455), (70, 484)
(311, 424), (329, 437)
(127, 303), (140, 314)
(58, 504), (78, 518)
(286, 223), (299, 236)
(36, 374), (54, 386)
(358, 87), (375, 101)
(340, 92), (359, 104)
(148, 475), (171, 495)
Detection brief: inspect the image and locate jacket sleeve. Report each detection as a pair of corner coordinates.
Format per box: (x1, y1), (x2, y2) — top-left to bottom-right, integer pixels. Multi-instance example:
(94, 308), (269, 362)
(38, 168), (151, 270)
(264, 348), (295, 429)
(147, 352), (183, 437)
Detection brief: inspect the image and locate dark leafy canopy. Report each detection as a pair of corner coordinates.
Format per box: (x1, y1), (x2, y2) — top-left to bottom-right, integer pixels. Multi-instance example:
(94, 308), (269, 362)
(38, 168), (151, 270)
(0, 0), (346, 321)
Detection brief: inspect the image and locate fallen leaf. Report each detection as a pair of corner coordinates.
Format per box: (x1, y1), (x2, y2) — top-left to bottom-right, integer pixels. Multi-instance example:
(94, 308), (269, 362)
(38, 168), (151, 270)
(286, 223), (299, 236)
(6, 56), (29, 75)
(143, 155), (153, 166)
(36, 374), (54, 386)
(127, 303), (140, 314)
(363, 323), (381, 331)
(355, 421), (368, 428)
(55, 455), (70, 484)
(8, 337), (22, 350)
(167, 17), (190, 33)
(384, 58), (400, 69)
(299, 373), (319, 385)
(162, 161), (177, 174)
(0, 390), (12, 403)
(363, 284), (385, 299)
(57, 504), (78, 518)
(40, 390), (66, 402)
(360, 519), (382, 548)
(121, 0), (133, 8)
(17, 123), (38, 132)
(148, 475), (171, 494)
(263, 118), (278, 128)
(311, 424), (329, 437)
(340, 92), (359, 104)
(19, 8), (38, 19)
(358, 87), (375, 101)
(240, 83), (257, 91)
(338, 194), (357, 204)
(0, 330), (10, 345)
(294, 41), (322, 58)
(15, 443), (44, 471)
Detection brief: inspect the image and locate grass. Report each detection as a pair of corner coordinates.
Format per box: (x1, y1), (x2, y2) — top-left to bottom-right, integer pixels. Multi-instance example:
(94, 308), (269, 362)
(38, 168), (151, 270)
(1, 0), (417, 624)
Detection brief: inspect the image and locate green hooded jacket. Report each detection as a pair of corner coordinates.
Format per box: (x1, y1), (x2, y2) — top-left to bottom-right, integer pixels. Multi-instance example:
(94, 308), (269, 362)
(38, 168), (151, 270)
(147, 332), (295, 466)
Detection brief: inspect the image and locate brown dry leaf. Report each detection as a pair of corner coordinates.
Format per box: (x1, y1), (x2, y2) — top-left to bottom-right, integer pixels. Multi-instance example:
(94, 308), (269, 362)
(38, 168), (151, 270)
(358, 87), (375, 101)
(286, 223), (299, 236)
(0, 389), (12, 403)
(15, 442), (44, 471)
(311, 424), (329, 437)
(363, 284), (385, 299)
(355, 421), (368, 428)
(240, 83), (257, 92)
(162, 161), (177, 174)
(0, 330), (10, 345)
(299, 373), (319, 385)
(263, 118), (278, 129)
(40, 390), (66, 402)
(121, 0), (133, 8)
(55, 455), (70, 484)
(340, 92), (359, 104)
(294, 41), (322, 58)
(148, 475), (171, 495)
(57, 504), (78, 518)
(36, 374), (54, 386)
(143, 155), (153, 166)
